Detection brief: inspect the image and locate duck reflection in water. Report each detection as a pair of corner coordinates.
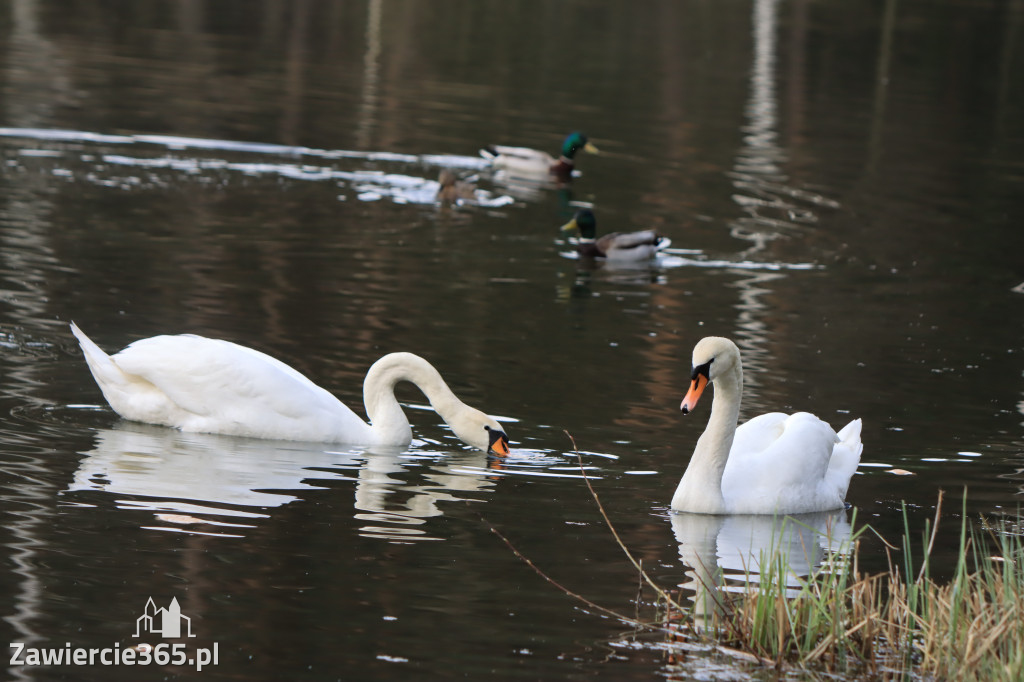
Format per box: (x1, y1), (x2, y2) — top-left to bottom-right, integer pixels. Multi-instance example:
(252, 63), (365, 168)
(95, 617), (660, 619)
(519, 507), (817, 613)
(670, 510), (852, 627)
(65, 423), (505, 541)
(557, 253), (668, 302)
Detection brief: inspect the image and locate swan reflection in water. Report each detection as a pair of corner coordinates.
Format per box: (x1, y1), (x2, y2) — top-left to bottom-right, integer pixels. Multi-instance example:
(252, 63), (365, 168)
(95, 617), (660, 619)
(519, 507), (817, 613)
(64, 423), (502, 541)
(670, 510), (852, 626)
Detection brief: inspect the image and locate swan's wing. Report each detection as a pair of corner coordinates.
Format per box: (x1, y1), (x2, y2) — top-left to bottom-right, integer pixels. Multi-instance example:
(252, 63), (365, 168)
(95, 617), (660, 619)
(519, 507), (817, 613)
(723, 412), (843, 513)
(112, 335), (364, 437)
(727, 412), (790, 458)
(115, 336), (325, 413)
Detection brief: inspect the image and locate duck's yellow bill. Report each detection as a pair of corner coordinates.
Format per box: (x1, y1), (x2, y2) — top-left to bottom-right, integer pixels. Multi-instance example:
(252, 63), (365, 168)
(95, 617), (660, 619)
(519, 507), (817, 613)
(680, 374), (708, 414)
(560, 218), (579, 233)
(584, 142), (599, 154)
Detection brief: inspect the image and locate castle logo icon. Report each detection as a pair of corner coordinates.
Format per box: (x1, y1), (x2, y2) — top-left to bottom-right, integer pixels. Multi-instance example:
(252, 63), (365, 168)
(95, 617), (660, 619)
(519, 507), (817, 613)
(133, 597), (196, 638)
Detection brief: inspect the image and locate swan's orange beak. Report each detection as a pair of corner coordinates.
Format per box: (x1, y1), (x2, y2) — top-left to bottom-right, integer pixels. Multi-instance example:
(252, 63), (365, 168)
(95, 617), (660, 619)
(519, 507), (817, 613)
(680, 372), (708, 414)
(488, 429), (511, 456)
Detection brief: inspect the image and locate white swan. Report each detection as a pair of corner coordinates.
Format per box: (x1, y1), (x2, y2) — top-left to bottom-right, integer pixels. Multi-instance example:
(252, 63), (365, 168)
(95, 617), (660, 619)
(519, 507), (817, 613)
(70, 323), (510, 454)
(672, 336), (861, 514)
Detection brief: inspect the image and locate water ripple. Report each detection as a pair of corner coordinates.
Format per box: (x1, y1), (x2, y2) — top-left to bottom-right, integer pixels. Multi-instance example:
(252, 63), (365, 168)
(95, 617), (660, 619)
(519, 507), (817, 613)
(0, 127), (491, 168)
(1, 126), (513, 207)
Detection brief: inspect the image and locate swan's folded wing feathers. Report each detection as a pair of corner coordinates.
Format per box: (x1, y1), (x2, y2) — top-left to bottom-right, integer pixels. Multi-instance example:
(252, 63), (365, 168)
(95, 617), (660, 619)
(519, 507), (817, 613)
(725, 413), (837, 491)
(729, 412), (788, 457)
(113, 336), (352, 425)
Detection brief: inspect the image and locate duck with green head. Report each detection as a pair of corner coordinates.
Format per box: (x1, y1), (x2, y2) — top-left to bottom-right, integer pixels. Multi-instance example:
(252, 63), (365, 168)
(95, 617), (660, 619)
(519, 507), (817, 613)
(480, 132), (598, 181)
(561, 209), (668, 261)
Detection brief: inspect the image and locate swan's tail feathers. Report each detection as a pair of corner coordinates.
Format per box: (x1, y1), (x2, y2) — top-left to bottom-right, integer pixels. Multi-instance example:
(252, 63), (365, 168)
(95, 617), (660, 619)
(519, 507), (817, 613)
(70, 323), (126, 389)
(71, 322), (107, 364)
(828, 418), (863, 498)
(837, 418), (863, 455)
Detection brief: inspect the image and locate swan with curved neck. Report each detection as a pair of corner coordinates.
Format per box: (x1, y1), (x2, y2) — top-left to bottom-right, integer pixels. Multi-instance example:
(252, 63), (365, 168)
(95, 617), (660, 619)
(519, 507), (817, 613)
(70, 323), (510, 454)
(672, 336), (861, 515)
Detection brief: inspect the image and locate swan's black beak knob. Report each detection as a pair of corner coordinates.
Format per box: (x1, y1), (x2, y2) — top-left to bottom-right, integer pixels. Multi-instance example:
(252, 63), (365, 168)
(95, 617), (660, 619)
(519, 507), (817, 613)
(487, 427), (510, 456)
(681, 362), (711, 414)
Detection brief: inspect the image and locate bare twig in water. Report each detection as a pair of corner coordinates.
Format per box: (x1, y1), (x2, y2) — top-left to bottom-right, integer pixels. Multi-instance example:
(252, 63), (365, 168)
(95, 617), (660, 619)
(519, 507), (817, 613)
(475, 430), (700, 634)
(564, 430), (687, 613)
(479, 513), (657, 629)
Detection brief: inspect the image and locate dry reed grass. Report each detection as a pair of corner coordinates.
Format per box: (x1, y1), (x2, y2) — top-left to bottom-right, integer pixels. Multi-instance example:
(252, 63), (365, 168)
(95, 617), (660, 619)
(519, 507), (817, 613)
(488, 435), (1024, 681)
(698, 492), (1024, 681)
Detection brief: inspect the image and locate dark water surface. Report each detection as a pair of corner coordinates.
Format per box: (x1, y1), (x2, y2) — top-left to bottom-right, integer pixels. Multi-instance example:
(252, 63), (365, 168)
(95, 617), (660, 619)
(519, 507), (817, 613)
(0, 0), (1022, 679)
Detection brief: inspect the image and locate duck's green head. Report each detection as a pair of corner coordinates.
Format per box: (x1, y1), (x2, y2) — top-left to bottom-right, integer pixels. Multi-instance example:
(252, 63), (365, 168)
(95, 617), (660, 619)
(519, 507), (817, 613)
(561, 132), (599, 159)
(560, 209), (598, 240)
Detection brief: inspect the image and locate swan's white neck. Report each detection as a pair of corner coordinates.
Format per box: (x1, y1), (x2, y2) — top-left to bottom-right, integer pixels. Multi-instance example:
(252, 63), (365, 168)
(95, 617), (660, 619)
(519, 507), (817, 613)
(672, 362), (742, 514)
(363, 352), (466, 446)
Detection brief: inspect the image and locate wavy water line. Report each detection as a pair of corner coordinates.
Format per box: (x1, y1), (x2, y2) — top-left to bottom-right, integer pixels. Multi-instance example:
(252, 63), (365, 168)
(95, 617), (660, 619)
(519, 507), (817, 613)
(2, 128), (512, 206)
(0, 126), (491, 170)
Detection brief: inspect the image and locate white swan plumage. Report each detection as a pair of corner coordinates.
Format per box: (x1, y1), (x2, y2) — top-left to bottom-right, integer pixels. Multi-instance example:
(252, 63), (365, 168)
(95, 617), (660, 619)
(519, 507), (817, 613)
(672, 336), (861, 515)
(70, 323), (510, 454)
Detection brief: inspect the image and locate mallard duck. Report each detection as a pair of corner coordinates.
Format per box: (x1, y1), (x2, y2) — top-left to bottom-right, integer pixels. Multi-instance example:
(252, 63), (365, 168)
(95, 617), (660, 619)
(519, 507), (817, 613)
(436, 169), (477, 204)
(480, 131), (598, 180)
(70, 323), (510, 454)
(560, 209), (668, 260)
(671, 337), (862, 514)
